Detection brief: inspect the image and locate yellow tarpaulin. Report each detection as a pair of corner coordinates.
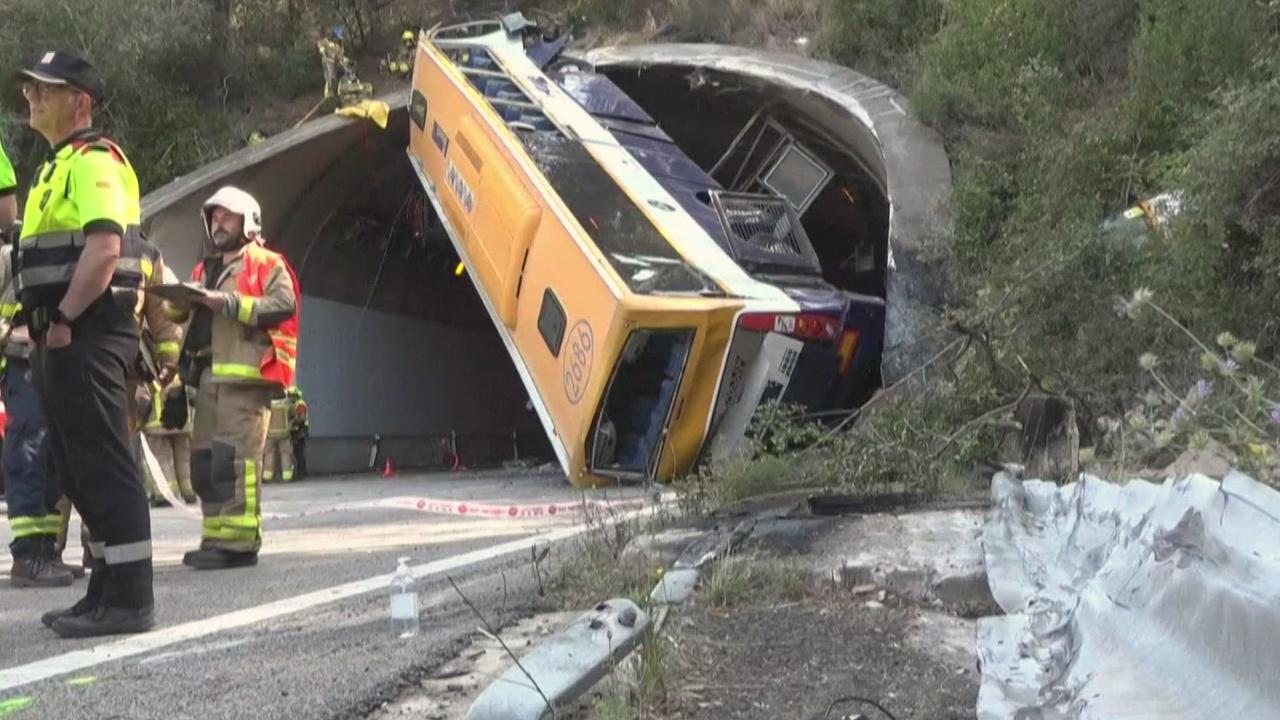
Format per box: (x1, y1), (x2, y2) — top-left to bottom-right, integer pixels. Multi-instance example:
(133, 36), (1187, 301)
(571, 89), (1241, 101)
(334, 100), (390, 129)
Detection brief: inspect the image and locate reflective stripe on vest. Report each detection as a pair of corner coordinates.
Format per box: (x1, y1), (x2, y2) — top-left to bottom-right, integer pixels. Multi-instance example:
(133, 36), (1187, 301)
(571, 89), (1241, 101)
(18, 253), (145, 288)
(15, 226), (147, 298)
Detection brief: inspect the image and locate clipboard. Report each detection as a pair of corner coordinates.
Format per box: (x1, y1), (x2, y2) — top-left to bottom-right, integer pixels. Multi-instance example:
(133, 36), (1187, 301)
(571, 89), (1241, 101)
(144, 282), (212, 306)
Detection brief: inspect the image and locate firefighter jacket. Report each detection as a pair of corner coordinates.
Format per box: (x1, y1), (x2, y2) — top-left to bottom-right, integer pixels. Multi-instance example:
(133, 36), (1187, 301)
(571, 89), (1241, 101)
(186, 241), (299, 388)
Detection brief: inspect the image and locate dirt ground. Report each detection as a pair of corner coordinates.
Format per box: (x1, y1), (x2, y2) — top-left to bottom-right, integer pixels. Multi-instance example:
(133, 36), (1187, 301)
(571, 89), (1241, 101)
(662, 594), (977, 720)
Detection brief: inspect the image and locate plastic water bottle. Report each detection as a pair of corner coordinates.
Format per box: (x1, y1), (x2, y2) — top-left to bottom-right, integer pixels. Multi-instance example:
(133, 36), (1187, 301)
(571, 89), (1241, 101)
(389, 556), (419, 638)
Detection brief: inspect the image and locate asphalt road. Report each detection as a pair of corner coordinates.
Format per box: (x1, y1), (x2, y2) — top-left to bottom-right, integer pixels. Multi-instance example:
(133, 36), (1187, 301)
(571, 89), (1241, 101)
(0, 470), (653, 719)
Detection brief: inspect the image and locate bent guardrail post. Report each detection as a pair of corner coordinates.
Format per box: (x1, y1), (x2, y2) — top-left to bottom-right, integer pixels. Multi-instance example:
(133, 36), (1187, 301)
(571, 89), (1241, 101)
(465, 598), (650, 720)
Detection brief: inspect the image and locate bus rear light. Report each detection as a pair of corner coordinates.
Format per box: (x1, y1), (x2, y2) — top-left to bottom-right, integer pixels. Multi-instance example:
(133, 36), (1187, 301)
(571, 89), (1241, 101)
(739, 312), (840, 342)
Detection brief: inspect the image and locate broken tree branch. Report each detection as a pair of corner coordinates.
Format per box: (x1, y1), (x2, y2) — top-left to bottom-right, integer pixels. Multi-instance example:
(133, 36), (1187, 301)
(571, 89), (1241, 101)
(929, 401), (1018, 460)
(446, 575), (556, 718)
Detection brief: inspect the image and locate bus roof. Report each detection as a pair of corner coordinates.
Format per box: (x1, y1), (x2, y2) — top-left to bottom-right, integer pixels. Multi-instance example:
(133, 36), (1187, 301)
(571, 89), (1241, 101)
(434, 30), (797, 308)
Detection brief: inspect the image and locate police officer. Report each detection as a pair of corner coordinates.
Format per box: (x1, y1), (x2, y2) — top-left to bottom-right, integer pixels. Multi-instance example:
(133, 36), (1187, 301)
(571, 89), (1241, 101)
(15, 52), (154, 637)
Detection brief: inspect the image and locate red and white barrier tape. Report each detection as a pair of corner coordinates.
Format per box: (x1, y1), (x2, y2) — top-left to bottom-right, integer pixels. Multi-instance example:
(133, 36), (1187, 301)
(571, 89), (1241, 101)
(364, 495), (655, 520)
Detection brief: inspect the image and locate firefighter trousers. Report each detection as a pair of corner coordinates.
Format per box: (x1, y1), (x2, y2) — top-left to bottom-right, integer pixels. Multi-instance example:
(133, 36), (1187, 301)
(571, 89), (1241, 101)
(191, 373), (273, 554)
(143, 433), (194, 499)
(264, 435), (294, 483)
(3, 357), (60, 560)
(32, 325), (153, 609)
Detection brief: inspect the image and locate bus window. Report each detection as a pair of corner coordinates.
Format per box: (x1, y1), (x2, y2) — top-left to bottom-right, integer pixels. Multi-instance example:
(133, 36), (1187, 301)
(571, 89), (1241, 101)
(519, 131), (723, 297)
(591, 329), (694, 477)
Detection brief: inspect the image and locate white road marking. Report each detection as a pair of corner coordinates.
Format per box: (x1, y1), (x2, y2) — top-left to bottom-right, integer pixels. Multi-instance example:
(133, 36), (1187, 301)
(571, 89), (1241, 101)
(0, 509), (639, 693)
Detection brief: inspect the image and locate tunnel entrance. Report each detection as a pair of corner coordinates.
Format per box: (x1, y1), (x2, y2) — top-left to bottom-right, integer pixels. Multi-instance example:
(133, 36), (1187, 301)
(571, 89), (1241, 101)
(587, 44), (954, 393)
(595, 62), (893, 411)
(604, 65), (892, 304)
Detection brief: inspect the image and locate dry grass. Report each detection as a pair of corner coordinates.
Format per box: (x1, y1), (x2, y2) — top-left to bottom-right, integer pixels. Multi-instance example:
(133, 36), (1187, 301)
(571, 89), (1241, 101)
(702, 552), (813, 608)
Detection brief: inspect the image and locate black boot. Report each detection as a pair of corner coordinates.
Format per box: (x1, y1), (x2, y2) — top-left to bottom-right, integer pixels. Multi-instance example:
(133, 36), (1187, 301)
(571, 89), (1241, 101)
(52, 560), (155, 638)
(181, 541), (211, 567)
(187, 548), (258, 570)
(51, 605), (155, 638)
(42, 559), (108, 627)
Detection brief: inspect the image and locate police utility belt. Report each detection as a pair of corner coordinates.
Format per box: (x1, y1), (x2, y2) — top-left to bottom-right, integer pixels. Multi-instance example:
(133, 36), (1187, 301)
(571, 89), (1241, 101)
(15, 224), (147, 333)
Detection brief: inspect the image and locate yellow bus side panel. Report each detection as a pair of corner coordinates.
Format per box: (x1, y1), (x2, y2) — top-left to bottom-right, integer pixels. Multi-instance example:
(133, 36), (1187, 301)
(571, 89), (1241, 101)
(410, 42), (628, 486)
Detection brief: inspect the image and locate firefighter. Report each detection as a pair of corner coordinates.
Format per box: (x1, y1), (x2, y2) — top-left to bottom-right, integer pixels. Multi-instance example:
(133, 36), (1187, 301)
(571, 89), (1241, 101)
(289, 385), (309, 479)
(264, 389), (294, 483)
(317, 27), (372, 105)
(15, 52), (155, 637)
(1, 243), (78, 587)
(130, 250), (185, 505)
(382, 29), (415, 78)
(317, 26), (347, 100)
(142, 375), (196, 504)
(264, 385), (307, 483)
(0, 124), (15, 505)
(179, 186), (299, 570)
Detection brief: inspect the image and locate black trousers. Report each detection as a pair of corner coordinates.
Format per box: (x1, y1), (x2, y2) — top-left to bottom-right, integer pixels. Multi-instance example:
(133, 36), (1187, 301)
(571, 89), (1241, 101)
(32, 313), (153, 609)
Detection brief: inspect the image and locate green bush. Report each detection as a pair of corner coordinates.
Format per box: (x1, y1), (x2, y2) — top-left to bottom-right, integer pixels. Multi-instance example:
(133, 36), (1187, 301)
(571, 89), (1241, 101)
(0, 0), (334, 193)
(1125, 0), (1271, 153)
(822, 0), (942, 87)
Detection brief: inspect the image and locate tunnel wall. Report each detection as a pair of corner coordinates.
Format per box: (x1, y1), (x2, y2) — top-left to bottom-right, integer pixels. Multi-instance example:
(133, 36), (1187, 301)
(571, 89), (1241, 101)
(586, 45), (953, 386)
(297, 295), (536, 437)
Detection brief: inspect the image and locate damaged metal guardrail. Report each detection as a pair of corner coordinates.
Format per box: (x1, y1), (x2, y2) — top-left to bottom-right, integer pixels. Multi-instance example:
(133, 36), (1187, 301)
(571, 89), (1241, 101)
(465, 518), (755, 719)
(978, 470), (1280, 719)
(464, 599), (650, 720)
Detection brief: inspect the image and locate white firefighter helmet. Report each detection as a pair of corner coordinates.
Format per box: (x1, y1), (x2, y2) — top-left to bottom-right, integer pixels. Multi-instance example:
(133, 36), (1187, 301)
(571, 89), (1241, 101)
(202, 186), (263, 242)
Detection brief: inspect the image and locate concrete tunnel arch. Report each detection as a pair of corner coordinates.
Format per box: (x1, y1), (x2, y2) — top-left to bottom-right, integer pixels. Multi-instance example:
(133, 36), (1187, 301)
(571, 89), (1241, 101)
(139, 44), (950, 476)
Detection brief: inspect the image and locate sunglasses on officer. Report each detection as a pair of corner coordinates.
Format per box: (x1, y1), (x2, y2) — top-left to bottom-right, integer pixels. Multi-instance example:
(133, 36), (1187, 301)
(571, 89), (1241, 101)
(20, 81), (91, 104)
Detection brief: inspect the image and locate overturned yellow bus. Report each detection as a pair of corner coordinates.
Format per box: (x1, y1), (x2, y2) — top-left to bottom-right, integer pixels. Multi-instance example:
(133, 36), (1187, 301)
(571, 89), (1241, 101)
(408, 19), (884, 487)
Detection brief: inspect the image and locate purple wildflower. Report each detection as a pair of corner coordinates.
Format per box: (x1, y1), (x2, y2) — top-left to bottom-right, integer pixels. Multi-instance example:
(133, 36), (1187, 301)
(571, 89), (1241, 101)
(1271, 406), (1280, 426)
(1220, 358), (1240, 373)
(1194, 379), (1213, 400)
(1171, 407), (1187, 425)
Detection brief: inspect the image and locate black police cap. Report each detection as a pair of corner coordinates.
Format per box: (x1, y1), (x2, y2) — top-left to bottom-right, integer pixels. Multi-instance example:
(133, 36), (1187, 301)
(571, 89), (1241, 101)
(16, 51), (106, 103)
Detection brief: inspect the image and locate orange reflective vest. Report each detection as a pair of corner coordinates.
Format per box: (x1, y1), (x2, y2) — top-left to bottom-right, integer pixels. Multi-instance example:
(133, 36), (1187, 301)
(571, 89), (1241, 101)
(192, 243), (300, 388)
